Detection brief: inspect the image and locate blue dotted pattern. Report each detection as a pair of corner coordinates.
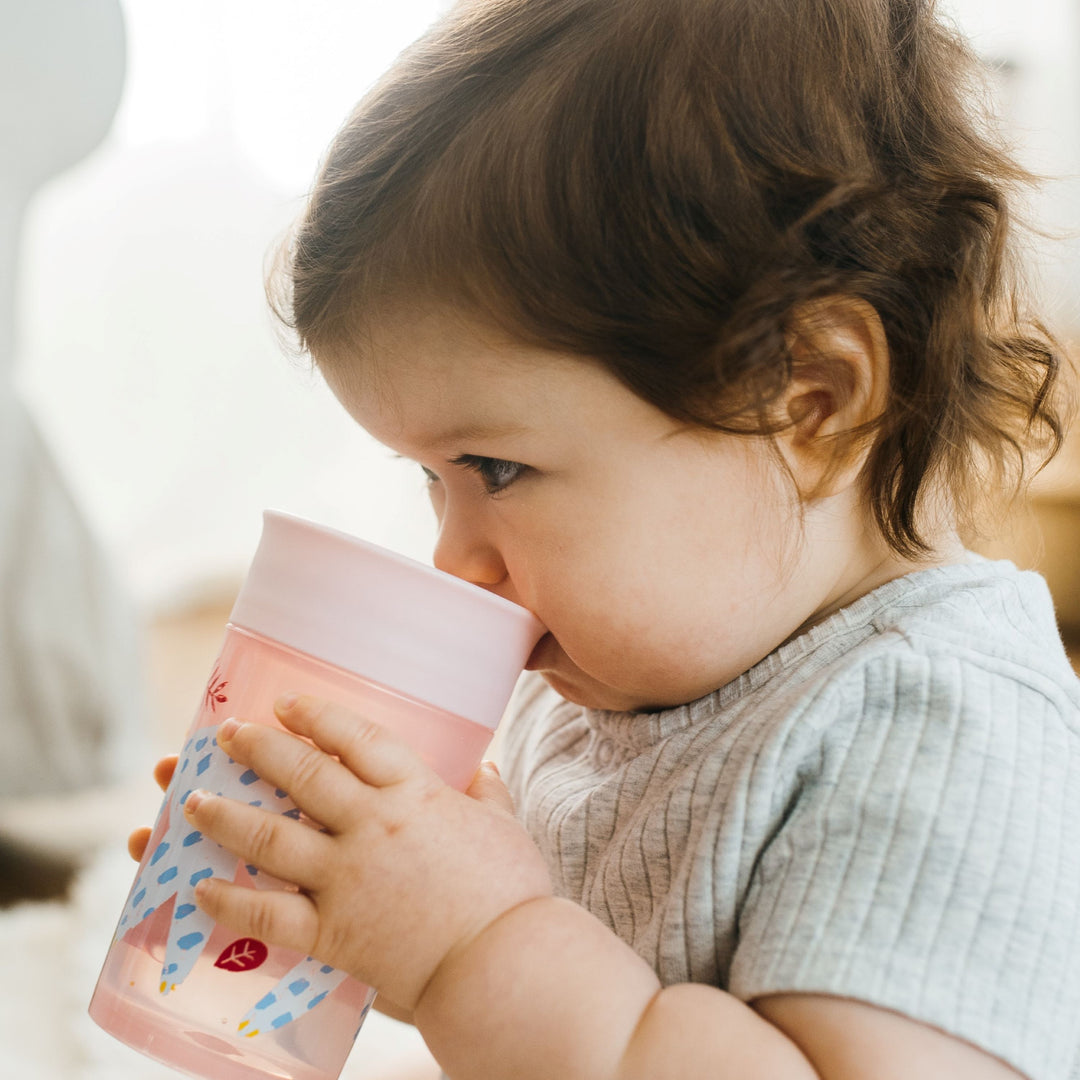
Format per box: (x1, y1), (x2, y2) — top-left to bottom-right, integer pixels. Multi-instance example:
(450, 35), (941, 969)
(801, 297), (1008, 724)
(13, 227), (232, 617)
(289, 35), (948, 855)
(237, 955), (351, 1036)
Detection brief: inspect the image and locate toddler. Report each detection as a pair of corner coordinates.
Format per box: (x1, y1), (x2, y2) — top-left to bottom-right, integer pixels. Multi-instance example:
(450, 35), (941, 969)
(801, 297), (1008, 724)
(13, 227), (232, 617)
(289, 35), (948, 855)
(132, 1), (1080, 1077)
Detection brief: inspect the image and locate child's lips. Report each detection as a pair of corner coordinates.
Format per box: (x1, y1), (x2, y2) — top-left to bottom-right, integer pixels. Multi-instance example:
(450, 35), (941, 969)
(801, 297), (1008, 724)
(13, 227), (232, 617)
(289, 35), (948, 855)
(524, 631), (555, 671)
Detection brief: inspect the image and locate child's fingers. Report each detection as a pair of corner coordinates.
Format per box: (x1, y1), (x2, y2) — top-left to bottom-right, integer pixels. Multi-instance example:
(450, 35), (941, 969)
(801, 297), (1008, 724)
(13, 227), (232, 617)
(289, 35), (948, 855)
(274, 695), (424, 789)
(193, 875), (320, 958)
(153, 755), (178, 792)
(217, 719), (369, 832)
(184, 788), (334, 888)
(127, 826), (151, 862)
(465, 761), (515, 814)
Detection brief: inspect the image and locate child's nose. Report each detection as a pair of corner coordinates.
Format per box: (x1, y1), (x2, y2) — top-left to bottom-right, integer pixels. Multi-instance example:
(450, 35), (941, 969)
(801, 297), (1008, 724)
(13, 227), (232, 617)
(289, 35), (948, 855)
(432, 512), (508, 591)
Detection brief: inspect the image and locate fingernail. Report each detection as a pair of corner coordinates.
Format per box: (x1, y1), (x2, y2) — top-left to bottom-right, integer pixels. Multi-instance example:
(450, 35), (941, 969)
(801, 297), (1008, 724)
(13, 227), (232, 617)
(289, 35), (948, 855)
(184, 788), (210, 814)
(275, 692), (300, 712)
(219, 717), (243, 743)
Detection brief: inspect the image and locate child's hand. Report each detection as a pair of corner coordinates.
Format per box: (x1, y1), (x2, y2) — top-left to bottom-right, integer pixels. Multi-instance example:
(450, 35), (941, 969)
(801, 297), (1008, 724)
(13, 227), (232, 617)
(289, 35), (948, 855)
(182, 695), (555, 1014)
(127, 755), (178, 861)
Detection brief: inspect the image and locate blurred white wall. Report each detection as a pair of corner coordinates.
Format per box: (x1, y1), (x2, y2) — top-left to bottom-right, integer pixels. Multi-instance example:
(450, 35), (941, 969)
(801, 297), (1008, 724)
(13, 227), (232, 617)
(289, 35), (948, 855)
(14, 1), (449, 610)
(12, 0), (1080, 612)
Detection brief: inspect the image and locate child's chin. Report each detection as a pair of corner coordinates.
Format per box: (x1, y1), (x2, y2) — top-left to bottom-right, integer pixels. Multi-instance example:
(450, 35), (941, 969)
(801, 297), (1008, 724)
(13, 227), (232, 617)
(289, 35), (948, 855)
(538, 669), (603, 709)
(529, 638), (654, 711)
(538, 669), (641, 713)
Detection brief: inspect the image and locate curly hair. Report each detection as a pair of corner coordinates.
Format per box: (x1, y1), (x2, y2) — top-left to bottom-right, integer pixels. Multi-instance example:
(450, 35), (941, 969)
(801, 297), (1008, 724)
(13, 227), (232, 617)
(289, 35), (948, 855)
(270, 0), (1068, 557)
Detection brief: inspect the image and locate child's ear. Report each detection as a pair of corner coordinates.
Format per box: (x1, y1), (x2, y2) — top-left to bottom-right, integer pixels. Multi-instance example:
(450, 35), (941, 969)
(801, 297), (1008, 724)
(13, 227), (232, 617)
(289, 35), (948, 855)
(777, 296), (889, 499)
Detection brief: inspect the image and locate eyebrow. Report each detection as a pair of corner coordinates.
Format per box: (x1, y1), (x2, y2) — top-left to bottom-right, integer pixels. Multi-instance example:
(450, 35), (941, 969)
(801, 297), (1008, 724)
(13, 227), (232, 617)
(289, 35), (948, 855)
(421, 420), (530, 447)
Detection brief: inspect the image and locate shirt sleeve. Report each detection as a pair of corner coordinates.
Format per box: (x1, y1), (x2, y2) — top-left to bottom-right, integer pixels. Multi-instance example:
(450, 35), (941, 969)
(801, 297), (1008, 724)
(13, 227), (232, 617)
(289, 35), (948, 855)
(727, 648), (1080, 1080)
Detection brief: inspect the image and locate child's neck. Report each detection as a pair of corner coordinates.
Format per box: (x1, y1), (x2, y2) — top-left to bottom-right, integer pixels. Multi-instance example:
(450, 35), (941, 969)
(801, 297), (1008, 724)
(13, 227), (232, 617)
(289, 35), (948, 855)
(794, 522), (967, 642)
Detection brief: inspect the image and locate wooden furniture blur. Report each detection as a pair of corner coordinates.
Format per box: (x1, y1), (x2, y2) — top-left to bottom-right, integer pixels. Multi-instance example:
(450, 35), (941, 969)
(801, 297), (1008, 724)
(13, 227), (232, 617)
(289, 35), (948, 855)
(979, 420), (1080, 639)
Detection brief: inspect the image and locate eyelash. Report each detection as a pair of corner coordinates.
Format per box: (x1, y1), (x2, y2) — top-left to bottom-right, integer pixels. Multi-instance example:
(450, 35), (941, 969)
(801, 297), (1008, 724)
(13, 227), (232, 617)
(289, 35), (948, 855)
(422, 456), (528, 496)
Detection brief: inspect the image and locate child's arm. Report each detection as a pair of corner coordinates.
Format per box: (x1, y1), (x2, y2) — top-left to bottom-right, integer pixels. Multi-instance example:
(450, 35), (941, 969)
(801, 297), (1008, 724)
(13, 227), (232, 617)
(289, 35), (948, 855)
(183, 696), (1023, 1080)
(414, 892), (817, 1079)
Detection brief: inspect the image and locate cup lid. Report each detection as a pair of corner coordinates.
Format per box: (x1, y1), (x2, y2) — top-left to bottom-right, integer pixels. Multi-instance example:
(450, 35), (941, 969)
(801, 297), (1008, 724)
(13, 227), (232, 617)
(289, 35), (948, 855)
(228, 511), (546, 730)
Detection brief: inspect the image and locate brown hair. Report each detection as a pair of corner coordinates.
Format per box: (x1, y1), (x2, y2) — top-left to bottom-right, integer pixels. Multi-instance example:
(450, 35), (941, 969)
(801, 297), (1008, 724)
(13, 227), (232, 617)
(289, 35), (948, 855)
(271, 0), (1067, 557)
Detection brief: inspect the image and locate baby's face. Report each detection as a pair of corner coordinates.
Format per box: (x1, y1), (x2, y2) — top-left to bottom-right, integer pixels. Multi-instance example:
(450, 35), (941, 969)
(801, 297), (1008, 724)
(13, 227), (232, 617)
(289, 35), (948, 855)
(322, 308), (853, 712)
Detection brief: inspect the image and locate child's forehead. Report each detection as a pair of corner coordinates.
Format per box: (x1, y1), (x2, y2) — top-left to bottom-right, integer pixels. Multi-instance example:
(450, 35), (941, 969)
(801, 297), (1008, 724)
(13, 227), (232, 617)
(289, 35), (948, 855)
(318, 311), (571, 418)
(323, 302), (578, 391)
(317, 310), (672, 453)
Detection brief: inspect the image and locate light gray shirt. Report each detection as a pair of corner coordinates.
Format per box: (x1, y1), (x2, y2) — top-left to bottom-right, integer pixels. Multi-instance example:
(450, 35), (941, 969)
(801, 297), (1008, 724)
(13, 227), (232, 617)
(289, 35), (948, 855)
(500, 558), (1080, 1080)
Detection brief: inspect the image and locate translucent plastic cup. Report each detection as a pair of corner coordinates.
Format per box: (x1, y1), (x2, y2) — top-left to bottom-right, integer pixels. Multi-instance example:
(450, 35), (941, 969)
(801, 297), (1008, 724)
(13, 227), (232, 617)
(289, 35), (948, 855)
(89, 510), (545, 1080)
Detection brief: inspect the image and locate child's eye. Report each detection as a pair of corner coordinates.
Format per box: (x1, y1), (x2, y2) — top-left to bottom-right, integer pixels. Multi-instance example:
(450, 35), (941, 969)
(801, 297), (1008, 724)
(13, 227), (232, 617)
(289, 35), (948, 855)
(451, 454), (528, 495)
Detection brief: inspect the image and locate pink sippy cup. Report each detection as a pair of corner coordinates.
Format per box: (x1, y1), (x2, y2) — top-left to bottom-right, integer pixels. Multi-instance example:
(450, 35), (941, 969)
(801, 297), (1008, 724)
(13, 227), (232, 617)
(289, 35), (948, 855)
(89, 510), (545, 1080)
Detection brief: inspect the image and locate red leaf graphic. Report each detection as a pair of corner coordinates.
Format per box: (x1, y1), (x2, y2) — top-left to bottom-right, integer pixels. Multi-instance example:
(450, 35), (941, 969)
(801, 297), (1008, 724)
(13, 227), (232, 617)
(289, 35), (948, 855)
(204, 666), (229, 712)
(214, 937), (268, 972)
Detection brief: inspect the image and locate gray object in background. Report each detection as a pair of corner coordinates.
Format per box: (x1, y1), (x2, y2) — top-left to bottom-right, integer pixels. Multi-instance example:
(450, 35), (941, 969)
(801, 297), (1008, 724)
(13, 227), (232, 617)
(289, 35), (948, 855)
(0, 0), (143, 797)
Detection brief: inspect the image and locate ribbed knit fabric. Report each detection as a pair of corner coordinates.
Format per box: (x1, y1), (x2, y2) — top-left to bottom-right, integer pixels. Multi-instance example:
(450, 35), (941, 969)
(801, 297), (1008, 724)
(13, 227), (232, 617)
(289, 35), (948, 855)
(500, 558), (1080, 1079)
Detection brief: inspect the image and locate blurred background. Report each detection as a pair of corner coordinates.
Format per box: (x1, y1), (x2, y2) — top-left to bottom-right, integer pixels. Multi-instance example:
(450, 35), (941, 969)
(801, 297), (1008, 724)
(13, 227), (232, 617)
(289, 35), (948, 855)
(0, 0), (1077, 1075)
(18, 0), (451, 608)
